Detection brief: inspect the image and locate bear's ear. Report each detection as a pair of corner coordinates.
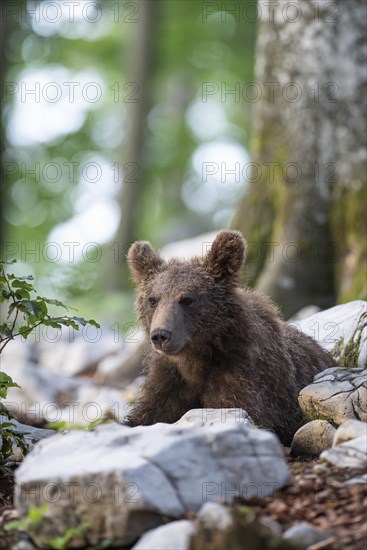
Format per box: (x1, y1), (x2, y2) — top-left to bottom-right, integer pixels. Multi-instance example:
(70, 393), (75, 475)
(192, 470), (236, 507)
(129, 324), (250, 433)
(204, 230), (246, 281)
(127, 241), (164, 284)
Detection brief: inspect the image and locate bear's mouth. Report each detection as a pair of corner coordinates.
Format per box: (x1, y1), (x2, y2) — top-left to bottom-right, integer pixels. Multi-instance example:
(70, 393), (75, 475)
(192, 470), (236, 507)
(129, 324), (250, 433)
(153, 344), (185, 356)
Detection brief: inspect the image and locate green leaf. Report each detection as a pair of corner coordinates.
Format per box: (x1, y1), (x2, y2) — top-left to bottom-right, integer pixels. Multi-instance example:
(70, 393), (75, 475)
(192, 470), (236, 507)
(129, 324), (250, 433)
(0, 372), (19, 387)
(19, 300), (47, 321)
(11, 280), (34, 292)
(64, 317), (100, 329)
(0, 372), (20, 398)
(0, 387), (16, 399)
(0, 402), (11, 417)
(58, 318), (79, 330)
(0, 421), (16, 429)
(71, 316), (87, 326)
(7, 301), (19, 317)
(15, 289), (30, 300)
(19, 325), (32, 338)
(5, 504), (48, 531)
(70, 316), (100, 329)
(38, 297), (69, 309)
(47, 526), (85, 549)
(88, 319), (101, 328)
(0, 324), (13, 338)
(5, 518), (30, 531)
(29, 504), (48, 522)
(12, 431), (29, 454)
(36, 299), (48, 315)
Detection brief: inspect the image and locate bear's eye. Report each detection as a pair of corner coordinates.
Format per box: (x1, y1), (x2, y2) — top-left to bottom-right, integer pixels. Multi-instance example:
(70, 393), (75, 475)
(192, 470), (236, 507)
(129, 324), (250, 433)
(148, 297), (158, 308)
(179, 296), (193, 306)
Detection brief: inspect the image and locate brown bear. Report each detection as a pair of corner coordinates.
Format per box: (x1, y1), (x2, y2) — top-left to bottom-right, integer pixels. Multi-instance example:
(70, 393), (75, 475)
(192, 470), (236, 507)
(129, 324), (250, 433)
(125, 230), (337, 444)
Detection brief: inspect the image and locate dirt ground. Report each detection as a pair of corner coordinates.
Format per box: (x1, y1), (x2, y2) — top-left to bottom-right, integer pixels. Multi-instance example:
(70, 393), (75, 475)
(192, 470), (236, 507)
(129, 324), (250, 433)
(0, 468), (18, 550)
(239, 452), (367, 550)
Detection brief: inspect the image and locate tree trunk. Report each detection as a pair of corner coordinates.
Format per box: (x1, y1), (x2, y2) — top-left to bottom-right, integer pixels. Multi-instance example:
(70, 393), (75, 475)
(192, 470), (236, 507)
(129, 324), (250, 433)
(0, 8), (8, 246)
(232, 0), (366, 317)
(0, 3), (20, 248)
(112, 0), (158, 288)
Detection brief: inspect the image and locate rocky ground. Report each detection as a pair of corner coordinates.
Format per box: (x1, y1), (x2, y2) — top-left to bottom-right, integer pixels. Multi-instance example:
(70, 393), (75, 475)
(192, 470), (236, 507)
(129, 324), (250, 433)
(0, 469), (16, 550)
(245, 454), (367, 550)
(0, 296), (366, 549)
(1, 455), (365, 549)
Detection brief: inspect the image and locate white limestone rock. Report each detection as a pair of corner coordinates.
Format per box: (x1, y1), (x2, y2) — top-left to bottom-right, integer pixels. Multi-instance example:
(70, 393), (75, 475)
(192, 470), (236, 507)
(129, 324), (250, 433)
(94, 329), (145, 388)
(332, 419), (367, 447)
(197, 502), (233, 531)
(320, 434), (367, 469)
(284, 521), (331, 548)
(175, 408), (254, 427)
(131, 520), (196, 550)
(0, 414), (55, 462)
(298, 367), (367, 425)
(294, 300), (366, 367)
(344, 473), (367, 485)
(2, 361), (130, 427)
(3, 362), (83, 425)
(37, 326), (124, 377)
(289, 305), (321, 321)
(15, 410), (289, 547)
(56, 384), (130, 426)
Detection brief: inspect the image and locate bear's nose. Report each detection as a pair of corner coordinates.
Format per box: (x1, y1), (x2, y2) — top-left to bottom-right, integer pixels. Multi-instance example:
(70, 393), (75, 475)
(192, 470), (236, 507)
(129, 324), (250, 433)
(151, 329), (172, 349)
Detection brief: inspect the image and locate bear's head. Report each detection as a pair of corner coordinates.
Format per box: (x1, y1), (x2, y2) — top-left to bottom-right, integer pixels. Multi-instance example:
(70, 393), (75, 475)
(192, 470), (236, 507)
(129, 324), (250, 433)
(128, 230), (246, 359)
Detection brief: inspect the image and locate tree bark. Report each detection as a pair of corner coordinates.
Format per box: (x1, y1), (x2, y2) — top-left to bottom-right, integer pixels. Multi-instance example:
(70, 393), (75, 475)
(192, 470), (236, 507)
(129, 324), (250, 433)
(113, 0), (158, 288)
(0, 3), (20, 248)
(232, 0), (366, 317)
(0, 6), (8, 246)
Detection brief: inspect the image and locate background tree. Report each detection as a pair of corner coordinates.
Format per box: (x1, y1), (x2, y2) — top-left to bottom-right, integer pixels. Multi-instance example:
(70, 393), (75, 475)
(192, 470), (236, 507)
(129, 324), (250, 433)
(115, 0), (157, 259)
(232, 0), (366, 317)
(0, 12), (5, 244)
(1, 1), (256, 323)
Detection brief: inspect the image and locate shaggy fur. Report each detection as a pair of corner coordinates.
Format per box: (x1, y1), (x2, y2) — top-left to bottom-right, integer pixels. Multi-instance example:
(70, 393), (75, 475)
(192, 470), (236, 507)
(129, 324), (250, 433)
(126, 230), (338, 444)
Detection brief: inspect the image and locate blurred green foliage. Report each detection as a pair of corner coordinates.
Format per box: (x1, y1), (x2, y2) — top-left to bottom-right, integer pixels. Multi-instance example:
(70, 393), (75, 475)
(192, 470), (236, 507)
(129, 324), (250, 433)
(1, 0), (257, 323)
(0, 258), (100, 353)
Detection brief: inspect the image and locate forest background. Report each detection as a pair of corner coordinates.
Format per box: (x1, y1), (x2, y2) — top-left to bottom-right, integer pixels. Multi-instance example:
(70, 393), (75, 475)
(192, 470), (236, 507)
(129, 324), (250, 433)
(1, 0), (365, 329)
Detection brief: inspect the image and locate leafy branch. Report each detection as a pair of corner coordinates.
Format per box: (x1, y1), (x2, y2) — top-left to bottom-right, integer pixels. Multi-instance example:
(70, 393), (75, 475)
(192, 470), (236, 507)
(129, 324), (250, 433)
(0, 259), (100, 354)
(0, 259), (100, 465)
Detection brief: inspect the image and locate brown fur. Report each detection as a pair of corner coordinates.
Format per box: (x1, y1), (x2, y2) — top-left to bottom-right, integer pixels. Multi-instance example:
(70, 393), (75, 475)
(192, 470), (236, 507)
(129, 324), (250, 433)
(126, 230), (338, 444)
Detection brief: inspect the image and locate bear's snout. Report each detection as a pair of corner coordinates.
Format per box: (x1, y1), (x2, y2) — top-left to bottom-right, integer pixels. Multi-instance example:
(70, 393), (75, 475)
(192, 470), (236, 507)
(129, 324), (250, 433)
(150, 328), (172, 350)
